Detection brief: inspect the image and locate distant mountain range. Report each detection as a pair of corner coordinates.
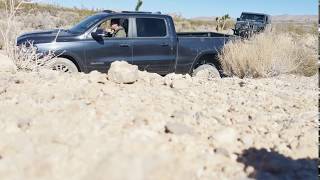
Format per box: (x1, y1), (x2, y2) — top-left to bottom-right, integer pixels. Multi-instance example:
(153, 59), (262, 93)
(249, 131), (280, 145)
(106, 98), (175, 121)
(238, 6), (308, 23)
(271, 15), (317, 23)
(191, 15), (318, 23)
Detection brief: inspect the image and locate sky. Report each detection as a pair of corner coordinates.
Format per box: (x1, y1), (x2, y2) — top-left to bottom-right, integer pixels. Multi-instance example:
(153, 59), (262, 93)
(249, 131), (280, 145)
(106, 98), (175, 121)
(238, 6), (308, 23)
(43, 0), (318, 18)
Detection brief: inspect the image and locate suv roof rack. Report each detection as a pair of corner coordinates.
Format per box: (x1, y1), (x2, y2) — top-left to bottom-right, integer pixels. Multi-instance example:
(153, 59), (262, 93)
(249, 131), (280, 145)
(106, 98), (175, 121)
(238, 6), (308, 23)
(121, 11), (152, 14)
(102, 10), (161, 14)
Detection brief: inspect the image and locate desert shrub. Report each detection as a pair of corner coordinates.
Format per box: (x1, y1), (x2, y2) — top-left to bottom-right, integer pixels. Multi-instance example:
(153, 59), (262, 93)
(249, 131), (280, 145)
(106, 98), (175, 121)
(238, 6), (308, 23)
(0, 0), (22, 58)
(224, 19), (235, 30)
(0, 0), (57, 71)
(13, 42), (57, 71)
(218, 32), (318, 78)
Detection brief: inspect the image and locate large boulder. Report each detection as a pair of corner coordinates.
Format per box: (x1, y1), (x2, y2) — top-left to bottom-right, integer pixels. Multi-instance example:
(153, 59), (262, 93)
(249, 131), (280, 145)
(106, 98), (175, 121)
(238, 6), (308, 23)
(107, 61), (139, 84)
(0, 53), (17, 73)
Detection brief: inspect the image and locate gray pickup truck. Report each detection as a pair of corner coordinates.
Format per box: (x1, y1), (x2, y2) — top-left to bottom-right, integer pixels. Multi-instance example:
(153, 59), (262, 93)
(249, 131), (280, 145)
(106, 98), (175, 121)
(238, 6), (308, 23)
(17, 11), (233, 76)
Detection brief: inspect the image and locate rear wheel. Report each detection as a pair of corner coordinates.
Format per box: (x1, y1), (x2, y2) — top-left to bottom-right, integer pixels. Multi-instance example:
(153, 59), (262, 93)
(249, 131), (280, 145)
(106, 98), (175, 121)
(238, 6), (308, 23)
(192, 64), (221, 79)
(50, 58), (78, 73)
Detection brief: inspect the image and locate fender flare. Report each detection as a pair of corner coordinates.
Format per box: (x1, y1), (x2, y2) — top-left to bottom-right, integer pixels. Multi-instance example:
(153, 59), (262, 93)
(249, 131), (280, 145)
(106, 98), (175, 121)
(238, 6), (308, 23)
(188, 50), (219, 74)
(57, 51), (85, 72)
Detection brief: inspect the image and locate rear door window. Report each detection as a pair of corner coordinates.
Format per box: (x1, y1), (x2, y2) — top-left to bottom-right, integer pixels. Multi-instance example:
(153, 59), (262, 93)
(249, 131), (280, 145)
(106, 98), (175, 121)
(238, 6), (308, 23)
(136, 18), (167, 37)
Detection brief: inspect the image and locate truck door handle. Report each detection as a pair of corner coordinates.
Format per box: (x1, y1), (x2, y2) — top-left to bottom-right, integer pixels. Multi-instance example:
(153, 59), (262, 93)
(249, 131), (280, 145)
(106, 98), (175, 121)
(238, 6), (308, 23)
(120, 44), (129, 47)
(161, 43), (169, 47)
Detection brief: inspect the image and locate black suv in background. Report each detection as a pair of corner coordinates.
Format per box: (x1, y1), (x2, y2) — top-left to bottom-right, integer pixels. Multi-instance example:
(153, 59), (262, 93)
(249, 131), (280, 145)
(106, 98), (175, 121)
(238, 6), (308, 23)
(234, 12), (272, 38)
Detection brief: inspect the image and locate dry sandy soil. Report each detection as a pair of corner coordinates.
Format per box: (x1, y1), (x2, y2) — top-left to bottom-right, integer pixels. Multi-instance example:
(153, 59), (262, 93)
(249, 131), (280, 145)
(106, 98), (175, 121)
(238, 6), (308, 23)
(0, 55), (318, 180)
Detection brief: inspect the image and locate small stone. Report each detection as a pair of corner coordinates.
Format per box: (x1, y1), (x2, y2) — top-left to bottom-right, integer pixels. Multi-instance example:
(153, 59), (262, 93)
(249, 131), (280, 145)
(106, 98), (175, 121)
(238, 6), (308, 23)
(17, 121), (30, 130)
(163, 73), (183, 86)
(245, 166), (255, 174)
(88, 70), (106, 83)
(138, 71), (162, 84)
(193, 112), (204, 121)
(212, 127), (237, 144)
(276, 143), (291, 153)
(240, 135), (254, 147)
(214, 147), (230, 157)
(239, 81), (246, 87)
(184, 74), (192, 81)
(164, 122), (194, 135)
(14, 79), (23, 84)
(38, 69), (59, 80)
(170, 79), (190, 89)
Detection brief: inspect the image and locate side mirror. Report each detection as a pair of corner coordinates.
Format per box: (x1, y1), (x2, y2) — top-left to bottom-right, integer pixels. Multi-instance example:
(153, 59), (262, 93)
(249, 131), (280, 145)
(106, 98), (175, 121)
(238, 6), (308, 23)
(237, 18), (240, 21)
(91, 29), (106, 39)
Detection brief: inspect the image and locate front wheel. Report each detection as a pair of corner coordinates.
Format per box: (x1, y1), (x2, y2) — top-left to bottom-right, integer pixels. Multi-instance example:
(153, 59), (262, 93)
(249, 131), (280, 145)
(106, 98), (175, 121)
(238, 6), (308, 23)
(192, 64), (221, 79)
(49, 58), (78, 73)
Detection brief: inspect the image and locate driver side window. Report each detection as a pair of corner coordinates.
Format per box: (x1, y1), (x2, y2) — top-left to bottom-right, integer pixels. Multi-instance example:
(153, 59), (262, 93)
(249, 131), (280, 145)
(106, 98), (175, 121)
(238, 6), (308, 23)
(95, 18), (129, 38)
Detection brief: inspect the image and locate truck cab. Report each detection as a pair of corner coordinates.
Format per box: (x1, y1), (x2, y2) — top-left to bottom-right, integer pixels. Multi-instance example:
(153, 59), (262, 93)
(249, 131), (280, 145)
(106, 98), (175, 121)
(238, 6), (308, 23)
(82, 12), (178, 74)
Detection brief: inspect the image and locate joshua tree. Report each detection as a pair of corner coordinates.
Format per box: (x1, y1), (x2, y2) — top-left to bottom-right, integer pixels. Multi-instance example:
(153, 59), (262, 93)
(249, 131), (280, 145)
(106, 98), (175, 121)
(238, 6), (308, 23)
(135, 0), (143, 11)
(215, 14), (230, 32)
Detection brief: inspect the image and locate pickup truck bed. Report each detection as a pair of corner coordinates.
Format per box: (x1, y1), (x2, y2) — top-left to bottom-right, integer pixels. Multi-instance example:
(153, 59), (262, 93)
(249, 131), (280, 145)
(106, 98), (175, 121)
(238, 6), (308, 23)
(177, 32), (232, 37)
(174, 33), (232, 74)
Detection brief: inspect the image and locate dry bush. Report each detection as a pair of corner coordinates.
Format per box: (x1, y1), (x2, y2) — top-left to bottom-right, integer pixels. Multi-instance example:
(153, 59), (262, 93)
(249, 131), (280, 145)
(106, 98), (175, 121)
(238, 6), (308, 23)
(219, 32), (318, 78)
(0, 0), (58, 71)
(0, 0), (22, 57)
(13, 41), (57, 71)
(0, 0), (39, 59)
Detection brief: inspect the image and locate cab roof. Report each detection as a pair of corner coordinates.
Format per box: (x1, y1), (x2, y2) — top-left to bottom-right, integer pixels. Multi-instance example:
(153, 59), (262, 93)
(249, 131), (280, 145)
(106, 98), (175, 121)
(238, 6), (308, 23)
(99, 10), (165, 16)
(241, 12), (271, 17)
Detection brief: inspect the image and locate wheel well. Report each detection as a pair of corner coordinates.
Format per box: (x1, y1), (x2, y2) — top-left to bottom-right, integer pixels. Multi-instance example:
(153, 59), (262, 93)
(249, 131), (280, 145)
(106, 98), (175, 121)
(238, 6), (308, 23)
(194, 53), (222, 71)
(58, 55), (81, 72)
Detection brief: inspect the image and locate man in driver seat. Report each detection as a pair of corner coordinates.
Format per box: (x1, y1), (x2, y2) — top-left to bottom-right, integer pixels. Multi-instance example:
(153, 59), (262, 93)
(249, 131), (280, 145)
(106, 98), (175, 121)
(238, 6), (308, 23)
(106, 19), (127, 38)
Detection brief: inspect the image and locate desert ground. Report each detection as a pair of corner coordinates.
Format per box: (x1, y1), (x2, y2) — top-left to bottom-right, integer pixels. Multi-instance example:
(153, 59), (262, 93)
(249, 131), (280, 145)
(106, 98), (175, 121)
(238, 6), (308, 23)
(0, 2), (318, 180)
(0, 55), (318, 180)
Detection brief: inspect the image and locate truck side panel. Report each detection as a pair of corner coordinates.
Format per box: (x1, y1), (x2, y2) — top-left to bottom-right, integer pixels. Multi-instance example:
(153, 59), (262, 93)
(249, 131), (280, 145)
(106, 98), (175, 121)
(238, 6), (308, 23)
(175, 37), (228, 74)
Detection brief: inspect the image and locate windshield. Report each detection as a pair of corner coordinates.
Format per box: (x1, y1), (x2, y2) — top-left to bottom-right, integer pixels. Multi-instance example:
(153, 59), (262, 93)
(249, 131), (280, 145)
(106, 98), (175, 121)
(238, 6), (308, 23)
(69, 15), (105, 34)
(240, 14), (265, 22)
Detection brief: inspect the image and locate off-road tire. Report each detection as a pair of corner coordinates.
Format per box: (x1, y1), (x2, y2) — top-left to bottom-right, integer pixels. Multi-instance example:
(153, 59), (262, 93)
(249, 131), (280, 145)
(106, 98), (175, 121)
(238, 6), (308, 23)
(50, 58), (78, 73)
(192, 64), (221, 79)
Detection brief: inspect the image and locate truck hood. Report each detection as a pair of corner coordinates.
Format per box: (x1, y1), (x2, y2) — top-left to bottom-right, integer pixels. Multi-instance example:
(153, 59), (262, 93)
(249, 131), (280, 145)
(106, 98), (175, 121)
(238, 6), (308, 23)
(16, 29), (78, 45)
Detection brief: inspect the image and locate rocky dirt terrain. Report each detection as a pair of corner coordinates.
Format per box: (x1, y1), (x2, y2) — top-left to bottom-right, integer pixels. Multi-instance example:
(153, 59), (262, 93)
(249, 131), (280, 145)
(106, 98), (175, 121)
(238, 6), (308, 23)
(0, 57), (318, 180)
